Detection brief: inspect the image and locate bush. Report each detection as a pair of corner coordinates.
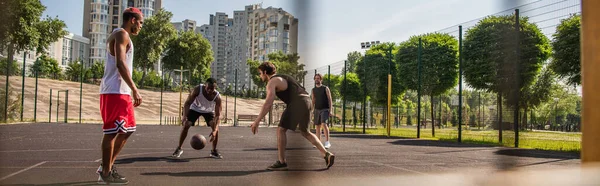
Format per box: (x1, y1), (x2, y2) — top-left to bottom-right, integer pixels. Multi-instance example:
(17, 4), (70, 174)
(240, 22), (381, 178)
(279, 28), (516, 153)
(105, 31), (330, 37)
(144, 70), (162, 87)
(0, 58), (22, 76)
(89, 61), (104, 84)
(132, 70), (143, 86)
(29, 55), (62, 80)
(0, 88), (21, 122)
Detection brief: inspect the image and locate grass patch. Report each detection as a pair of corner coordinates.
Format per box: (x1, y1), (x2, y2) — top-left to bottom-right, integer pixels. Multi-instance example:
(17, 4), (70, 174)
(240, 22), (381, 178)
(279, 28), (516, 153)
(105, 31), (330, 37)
(329, 126), (580, 152)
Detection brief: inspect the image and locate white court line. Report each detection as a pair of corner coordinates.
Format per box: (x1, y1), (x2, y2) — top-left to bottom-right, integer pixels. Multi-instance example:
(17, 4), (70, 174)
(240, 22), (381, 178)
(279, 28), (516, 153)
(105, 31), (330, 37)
(362, 160), (428, 175)
(0, 161), (47, 181)
(0, 136), (25, 141)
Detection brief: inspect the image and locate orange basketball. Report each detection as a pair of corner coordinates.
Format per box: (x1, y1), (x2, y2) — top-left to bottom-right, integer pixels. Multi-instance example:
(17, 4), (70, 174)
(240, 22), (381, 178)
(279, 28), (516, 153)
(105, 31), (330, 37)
(190, 134), (207, 150)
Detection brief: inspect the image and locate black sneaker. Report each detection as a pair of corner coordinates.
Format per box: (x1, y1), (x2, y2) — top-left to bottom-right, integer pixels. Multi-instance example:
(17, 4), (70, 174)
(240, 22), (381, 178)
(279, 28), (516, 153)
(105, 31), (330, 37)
(111, 166), (126, 180)
(267, 161), (288, 171)
(96, 164), (126, 180)
(210, 149), (223, 159)
(324, 152), (335, 169)
(172, 148), (183, 158)
(98, 172), (129, 185)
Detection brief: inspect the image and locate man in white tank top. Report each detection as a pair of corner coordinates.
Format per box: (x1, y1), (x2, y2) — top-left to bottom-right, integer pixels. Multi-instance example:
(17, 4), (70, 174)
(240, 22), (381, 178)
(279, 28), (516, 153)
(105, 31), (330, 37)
(96, 7), (143, 185)
(172, 78), (223, 159)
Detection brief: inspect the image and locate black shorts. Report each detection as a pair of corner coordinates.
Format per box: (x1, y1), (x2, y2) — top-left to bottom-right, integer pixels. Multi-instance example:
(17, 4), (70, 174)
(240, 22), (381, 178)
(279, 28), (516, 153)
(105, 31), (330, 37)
(187, 110), (215, 126)
(313, 109), (330, 125)
(279, 96), (312, 132)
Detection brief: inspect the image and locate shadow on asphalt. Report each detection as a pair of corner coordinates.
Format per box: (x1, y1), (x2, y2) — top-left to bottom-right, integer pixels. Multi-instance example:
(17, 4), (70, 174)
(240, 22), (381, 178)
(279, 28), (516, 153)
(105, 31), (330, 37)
(140, 168), (326, 177)
(494, 148), (580, 159)
(141, 170), (269, 177)
(388, 139), (495, 148)
(243, 147), (314, 151)
(115, 156), (213, 164)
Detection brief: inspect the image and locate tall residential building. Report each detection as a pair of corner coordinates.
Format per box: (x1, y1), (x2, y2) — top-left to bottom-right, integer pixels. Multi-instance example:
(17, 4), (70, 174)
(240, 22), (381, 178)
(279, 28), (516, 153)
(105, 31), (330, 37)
(172, 19), (197, 32)
(207, 13), (230, 86)
(82, 0), (162, 64)
(196, 24), (213, 38)
(248, 6), (298, 62)
(47, 33), (91, 67)
(227, 4), (261, 89)
(200, 5), (298, 90)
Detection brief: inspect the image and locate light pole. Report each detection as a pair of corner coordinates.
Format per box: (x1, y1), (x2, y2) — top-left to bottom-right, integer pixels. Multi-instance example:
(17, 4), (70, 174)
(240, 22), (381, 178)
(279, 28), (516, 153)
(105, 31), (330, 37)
(173, 66), (189, 123)
(359, 41), (380, 134)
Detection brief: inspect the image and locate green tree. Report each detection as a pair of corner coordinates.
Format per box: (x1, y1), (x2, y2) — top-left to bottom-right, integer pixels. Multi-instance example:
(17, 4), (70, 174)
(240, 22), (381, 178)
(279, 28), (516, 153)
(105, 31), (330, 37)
(340, 73), (362, 103)
(162, 30), (213, 81)
(549, 14), (581, 86)
(267, 52), (306, 84)
(322, 74), (341, 101)
(463, 15), (551, 127)
(65, 60), (83, 81)
(340, 73), (363, 125)
(397, 33), (459, 128)
(0, 58), (21, 76)
(247, 59), (265, 88)
(247, 52), (306, 88)
(90, 61), (105, 83)
(533, 82), (580, 131)
(345, 51), (362, 73)
(520, 66), (554, 129)
(356, 43), (405, 106)
(0, 0), (67, 75)
(0, 88), (21, 122)
(132, 9), (176, 88)
(30, 55), (61, 79)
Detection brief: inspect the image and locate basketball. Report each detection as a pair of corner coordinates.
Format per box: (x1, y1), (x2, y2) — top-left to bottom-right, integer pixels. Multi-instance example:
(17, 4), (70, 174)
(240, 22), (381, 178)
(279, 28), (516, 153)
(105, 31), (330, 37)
(190, 134), (207, 150)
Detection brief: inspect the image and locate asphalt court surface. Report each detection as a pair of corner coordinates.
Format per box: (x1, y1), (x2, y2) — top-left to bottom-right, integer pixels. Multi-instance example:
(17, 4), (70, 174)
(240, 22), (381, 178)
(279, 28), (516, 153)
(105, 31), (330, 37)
(0, 123), (583, 185)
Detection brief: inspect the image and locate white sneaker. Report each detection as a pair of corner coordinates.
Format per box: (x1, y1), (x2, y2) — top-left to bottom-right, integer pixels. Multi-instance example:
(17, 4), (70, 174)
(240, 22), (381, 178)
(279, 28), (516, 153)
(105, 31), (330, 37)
(324, 141), (331, 149)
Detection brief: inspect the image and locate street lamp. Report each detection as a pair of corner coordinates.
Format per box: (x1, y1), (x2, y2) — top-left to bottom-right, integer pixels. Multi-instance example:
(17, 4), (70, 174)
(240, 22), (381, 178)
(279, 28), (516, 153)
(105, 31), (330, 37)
(360, 41), (380, 50)
(359, 41), (380, 134)
(173, 67), (189, 122)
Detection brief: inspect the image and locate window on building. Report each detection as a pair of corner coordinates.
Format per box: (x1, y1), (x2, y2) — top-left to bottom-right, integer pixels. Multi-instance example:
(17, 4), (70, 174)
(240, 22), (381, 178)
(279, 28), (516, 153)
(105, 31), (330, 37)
(283, 31), (289, 38)
(270, 29), (278, 36)
(270, 15), (278, 22)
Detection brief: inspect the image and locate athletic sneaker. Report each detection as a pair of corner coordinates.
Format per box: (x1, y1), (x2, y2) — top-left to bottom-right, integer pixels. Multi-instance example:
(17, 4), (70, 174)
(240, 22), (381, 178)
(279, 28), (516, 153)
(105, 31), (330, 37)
(96, 164), (126, 180)
(267, 161), (288, 171)
(98, 172), (129, 185)
(324, 151), (335, 169)
(172, 148), (183, 158)
(324, 141), (331, 149)
(111, 166), (126, 180)
(210, 149), (223, 159)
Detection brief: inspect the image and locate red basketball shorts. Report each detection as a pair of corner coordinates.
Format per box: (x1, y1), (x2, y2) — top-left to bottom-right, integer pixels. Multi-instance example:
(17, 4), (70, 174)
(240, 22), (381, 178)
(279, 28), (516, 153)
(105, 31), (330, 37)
(100, 94), (136, 134)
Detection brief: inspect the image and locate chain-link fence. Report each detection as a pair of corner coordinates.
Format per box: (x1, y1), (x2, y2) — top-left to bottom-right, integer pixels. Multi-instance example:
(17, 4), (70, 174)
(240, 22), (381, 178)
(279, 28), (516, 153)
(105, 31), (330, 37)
(301, 0), (581, 151)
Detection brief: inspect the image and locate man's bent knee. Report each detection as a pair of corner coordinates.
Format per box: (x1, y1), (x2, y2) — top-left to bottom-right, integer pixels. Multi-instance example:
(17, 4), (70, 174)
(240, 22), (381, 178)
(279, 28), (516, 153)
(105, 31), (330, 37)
(183, 121), (193, 129)
(299, 128), (311, 136)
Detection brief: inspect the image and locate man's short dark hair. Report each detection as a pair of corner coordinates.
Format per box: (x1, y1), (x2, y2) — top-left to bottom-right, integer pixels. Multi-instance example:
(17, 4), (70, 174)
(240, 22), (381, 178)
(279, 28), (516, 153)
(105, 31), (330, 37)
(122, 7), (143, 23)
(314, 73), (323, 79)
(258, 62), (276, 75)
(206, 78), (217, 86)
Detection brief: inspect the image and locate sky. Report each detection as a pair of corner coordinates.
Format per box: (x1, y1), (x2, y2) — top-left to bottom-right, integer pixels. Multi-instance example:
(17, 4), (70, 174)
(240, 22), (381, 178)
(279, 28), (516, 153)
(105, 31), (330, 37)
(41, 0), (557, 70)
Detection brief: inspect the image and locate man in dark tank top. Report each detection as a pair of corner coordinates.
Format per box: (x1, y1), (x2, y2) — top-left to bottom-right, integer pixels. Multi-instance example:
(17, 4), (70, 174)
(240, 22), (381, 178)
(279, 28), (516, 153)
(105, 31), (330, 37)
(250, 62), (335, 170)
(312, 73), (332, 149)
